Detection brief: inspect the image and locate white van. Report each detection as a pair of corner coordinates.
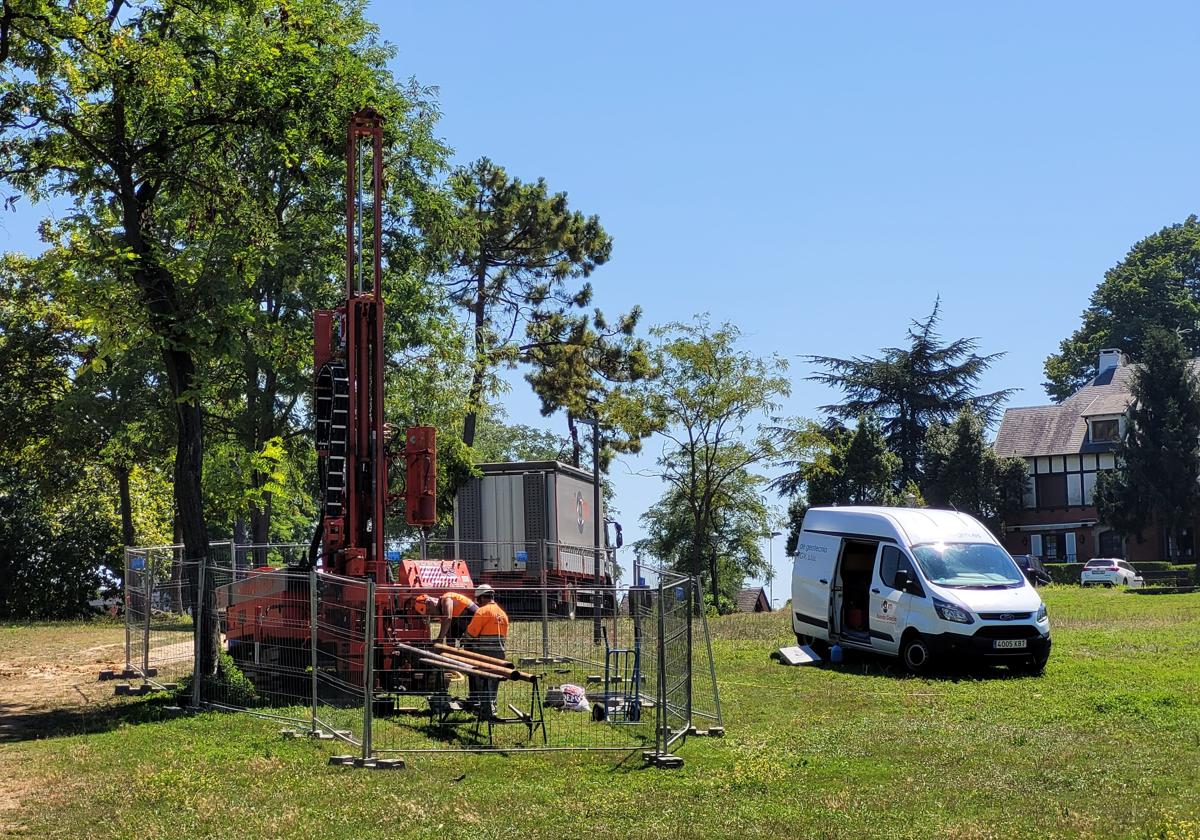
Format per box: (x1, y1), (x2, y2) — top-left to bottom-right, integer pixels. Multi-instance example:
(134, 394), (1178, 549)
(791, 506), (1050, 674)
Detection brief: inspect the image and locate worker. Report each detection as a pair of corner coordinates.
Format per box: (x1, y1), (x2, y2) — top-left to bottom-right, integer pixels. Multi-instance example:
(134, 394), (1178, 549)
(414, 591), (477, 644)
(463, 583), (509, 717)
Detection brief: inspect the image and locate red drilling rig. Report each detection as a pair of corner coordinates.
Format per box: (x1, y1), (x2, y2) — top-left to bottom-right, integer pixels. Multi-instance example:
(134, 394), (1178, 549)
(221, 109), (474, 696)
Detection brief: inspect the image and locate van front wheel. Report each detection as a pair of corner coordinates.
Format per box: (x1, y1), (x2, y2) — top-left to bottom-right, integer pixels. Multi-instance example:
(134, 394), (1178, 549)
(901, 634), (933, 674)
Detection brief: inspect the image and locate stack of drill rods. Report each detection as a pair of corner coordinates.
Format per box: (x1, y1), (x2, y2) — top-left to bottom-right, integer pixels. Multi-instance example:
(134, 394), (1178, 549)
(417, 656), (500, 682)
(433, 643), (536, 682)
(394, 642), (532, 683)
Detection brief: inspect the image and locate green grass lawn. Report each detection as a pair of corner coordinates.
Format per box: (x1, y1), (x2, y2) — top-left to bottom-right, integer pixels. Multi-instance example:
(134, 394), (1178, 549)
(2, 587), (1199, 839)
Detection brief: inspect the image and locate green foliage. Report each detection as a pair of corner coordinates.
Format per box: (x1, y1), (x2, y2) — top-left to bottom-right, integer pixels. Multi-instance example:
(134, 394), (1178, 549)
(1041, 563), (1087, 585)
(175, 651), (258, 708)
(636, 317), (788, 605)
(435, 157), (652, 454)
(806, 298), (1014, 485)
(774, 416), (901, 553)
(921, 409), (1027, 532)
(0, 462), (120, 619)
(1095, 327), (1200, 541)
(1044, 216), (1200, 401)
(635, 472), (773, 610)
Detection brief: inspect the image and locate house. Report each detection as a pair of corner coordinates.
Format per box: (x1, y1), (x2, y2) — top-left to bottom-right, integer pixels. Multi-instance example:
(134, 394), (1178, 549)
(735, 586), (771, 613)
(994, 349), (1199, 564)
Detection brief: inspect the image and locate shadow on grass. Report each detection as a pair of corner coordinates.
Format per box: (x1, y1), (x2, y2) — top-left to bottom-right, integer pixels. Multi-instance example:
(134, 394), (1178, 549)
(812, 648), (1043, 683)
(0, 694), (186, 743)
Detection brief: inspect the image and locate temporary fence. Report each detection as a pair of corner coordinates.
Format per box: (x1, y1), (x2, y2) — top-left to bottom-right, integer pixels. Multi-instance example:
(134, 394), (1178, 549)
(115, 541), (721, 766)
(120, 542), (232, 690)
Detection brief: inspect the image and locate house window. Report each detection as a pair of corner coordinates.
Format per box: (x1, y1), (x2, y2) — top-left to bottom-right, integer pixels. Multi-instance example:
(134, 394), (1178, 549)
(1168, 527), (1195, 559)
(1040, 533), (1066, 560)
(1090, 419), (1120, 442)
(1035, 474), (1067, 508)
(1098, 530), (1123, 559)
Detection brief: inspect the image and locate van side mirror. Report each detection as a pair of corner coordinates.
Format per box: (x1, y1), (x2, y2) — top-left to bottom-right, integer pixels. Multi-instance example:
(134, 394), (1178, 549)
(893, 568), (910, 590)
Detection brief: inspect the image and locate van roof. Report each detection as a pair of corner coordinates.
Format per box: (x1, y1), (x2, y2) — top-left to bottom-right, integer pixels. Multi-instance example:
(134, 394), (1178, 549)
(802, 506), (997, 547)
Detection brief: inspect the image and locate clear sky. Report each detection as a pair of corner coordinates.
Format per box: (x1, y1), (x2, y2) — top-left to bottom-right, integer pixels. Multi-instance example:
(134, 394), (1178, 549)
(368, 1), (1200, 601)
(5, 2), (1198, 604)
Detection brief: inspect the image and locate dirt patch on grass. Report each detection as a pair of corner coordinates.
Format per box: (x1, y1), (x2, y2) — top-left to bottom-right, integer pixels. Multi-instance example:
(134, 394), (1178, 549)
(0, 624), (130, 742)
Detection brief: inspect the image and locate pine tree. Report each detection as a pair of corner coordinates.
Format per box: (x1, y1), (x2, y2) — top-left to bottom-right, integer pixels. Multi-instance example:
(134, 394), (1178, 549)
(1094, 328), (1200, 550)
(805, 299), (1014, 486)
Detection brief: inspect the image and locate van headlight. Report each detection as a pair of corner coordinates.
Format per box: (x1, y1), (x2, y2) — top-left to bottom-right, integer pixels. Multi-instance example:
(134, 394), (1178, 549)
(933, 597), (974, 625)
(1037, 603), (1048, 622)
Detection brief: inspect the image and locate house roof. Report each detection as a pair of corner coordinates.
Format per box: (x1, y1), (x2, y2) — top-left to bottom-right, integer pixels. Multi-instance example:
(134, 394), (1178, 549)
(994, 359), (1200, 458)
(735, 587), (769, 612)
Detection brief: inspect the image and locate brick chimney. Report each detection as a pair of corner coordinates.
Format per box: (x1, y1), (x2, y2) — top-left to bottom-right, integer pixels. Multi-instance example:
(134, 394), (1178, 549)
(1098, 349), (1123, 375)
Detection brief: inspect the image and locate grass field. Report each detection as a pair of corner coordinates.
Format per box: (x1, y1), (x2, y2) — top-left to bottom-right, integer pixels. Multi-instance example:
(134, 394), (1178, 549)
(1, 587), (1199, 839)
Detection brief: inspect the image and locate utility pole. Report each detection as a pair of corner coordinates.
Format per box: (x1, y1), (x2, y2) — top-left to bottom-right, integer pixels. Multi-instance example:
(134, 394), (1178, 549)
(574, 415), (603, 644)
(768, 530), (781, 609)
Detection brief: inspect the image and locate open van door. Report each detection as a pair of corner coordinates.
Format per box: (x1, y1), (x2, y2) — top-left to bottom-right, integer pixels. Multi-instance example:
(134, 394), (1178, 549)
(792, 533), (840, 638)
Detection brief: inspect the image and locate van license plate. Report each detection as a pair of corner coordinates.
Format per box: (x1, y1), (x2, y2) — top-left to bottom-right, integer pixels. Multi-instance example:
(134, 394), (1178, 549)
(994, 639), (1027, 649)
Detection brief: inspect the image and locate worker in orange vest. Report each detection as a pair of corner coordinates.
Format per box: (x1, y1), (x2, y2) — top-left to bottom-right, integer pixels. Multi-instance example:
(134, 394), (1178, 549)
(463, 583), (509, 717)
(415, 591), (477, 644)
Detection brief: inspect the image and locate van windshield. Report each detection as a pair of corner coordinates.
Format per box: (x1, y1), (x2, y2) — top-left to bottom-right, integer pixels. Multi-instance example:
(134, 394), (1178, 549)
(910, 542), (1025, 589)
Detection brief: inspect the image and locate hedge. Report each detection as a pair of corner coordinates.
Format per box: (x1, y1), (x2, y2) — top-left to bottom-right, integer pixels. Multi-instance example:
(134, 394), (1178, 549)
(1043, 563), (1085, 584)
(1043, 561), (1199, 585)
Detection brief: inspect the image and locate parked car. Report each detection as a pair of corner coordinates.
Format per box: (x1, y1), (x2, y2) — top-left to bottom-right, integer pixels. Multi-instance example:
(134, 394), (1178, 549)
(1080, 558), (1139, 587)
(1012, 554), (1052, 586)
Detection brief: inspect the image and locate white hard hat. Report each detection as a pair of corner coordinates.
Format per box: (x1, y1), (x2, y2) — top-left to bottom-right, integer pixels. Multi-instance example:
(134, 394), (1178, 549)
(475, 583), (495, 598)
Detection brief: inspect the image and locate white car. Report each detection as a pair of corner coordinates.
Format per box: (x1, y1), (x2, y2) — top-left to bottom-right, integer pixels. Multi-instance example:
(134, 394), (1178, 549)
(1080, 558), (1139, 587)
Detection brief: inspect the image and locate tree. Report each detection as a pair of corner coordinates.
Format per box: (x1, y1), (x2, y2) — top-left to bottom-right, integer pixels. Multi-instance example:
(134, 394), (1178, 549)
(921, 409), (1027, 532)
(635, 472), (772, 613)
(0, 266), (121, 617)
(638, 317), (789, 609)
(0, 0), (436, 674)
(1044, 217), (1200, 401)
(806, 299), (1014, 486)
(1094, 327), (1200, 550)
(434, 158), (645, 448)
(772, 416), (902, 555)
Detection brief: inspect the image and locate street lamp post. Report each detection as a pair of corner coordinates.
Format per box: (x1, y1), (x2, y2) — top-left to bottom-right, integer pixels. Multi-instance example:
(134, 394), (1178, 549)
(768, 530), (782, 609)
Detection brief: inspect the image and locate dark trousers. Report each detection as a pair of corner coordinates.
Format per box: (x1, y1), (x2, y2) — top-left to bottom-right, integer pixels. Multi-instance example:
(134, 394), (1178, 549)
(464, 636), (506, 711)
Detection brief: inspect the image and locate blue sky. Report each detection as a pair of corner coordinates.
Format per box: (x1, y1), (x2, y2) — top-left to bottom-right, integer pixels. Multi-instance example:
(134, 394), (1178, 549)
(371, 2), (1200, 600)
(4, 2), (1198, 603)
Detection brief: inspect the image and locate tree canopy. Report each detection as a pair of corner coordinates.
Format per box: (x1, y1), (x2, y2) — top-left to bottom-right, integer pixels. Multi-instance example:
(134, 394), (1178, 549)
(1094, 327), (1200, 547)
(1044, 217), (1200, 402)
(806, 299), (1014, 486)
(635, 317), (788, 610)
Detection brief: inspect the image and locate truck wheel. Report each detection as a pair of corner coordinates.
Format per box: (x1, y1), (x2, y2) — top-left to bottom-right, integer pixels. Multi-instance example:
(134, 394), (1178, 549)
(901, 633), (933, 674)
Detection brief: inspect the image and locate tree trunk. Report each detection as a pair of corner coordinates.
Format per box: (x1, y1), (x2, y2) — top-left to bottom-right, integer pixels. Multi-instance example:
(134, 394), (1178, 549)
(163, 345), (218, 675)
(115, 464), (135, 547)
(690, 510), (704, 615)
(568, 413), (581, 467)
(249, 490), (272, 566)
(462, 264), (489, 447)
(170, 514), (184, 613)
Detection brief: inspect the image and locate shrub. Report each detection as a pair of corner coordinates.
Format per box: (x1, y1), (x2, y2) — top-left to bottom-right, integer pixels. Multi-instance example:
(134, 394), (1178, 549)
(1043, 563), (1085, 585)
(175, 651), (258, 707)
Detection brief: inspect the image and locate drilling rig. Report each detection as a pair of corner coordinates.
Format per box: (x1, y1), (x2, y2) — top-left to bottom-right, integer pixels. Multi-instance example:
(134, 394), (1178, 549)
(221, 109), (475, 696)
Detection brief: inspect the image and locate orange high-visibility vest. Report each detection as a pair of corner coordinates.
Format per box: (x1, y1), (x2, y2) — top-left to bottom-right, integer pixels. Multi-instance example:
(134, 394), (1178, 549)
(466, 602), (509, 638)
(442, 592), (475, 617)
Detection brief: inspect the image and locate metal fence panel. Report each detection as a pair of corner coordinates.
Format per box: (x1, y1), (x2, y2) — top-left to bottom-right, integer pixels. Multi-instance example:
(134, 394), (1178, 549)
(118, 540), (720, 764)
